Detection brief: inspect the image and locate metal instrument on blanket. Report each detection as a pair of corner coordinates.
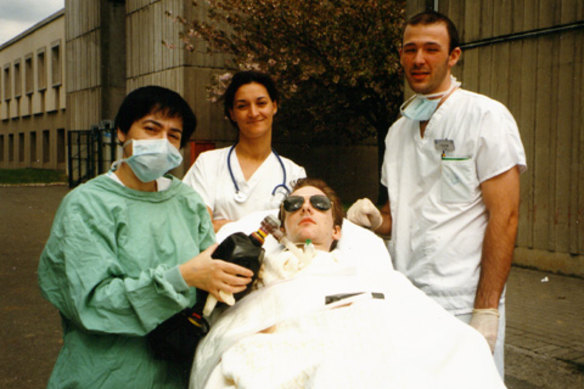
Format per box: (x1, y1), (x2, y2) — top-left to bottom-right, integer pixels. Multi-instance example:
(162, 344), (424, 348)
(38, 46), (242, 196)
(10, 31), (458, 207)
(262, 215), (316, 266)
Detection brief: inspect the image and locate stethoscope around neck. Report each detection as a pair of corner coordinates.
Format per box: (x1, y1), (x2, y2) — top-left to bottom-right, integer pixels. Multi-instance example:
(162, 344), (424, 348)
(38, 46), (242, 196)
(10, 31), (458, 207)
(227, 145), (290, 204)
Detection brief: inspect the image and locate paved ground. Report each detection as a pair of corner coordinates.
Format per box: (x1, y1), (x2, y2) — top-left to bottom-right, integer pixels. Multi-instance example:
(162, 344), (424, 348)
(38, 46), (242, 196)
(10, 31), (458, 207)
(1, 185), (583, 388)
(1, 185), (67, 389)
(505, 267), (584, 388)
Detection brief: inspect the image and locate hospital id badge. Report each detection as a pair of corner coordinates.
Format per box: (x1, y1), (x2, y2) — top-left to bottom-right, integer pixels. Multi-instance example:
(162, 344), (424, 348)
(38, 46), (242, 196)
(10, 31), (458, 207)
(434, 139), (455, 152)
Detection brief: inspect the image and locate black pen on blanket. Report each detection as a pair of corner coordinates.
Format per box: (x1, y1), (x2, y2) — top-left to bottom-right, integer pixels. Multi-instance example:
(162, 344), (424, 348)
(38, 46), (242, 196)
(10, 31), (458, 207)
(325, 292), (385, 305)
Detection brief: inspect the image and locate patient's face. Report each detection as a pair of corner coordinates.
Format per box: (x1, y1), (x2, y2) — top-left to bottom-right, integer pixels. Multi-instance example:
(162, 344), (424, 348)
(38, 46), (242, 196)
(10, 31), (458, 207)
(283, 186), (341, 251)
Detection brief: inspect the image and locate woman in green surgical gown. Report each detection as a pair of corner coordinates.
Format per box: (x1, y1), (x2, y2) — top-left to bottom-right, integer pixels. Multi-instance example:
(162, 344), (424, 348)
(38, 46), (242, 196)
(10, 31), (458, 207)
(38, 86), (253, 389)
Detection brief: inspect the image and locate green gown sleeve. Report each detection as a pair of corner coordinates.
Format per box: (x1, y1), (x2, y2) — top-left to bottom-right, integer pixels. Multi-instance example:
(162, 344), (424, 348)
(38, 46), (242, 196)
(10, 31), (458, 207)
(39, 186), (215, 337)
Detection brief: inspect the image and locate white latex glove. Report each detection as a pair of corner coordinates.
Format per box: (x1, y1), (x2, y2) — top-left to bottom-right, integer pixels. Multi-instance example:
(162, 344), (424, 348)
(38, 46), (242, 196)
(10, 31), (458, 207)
(202, 291), (236, 317)
(469, 308), (499, 353)
(347, 198), (383, 230)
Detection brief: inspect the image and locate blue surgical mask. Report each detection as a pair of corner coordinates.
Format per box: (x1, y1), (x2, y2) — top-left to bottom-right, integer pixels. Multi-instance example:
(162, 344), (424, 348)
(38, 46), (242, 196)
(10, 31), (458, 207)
(400, 76), (461, 121)
(114, 138), (183, 182)
(400, 95), (441, 121)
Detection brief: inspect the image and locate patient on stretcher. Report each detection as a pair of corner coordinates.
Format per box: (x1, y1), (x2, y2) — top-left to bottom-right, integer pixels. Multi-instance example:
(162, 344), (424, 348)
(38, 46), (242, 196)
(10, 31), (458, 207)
(189, 178), (506, 389)
(256, 178), (345, 287)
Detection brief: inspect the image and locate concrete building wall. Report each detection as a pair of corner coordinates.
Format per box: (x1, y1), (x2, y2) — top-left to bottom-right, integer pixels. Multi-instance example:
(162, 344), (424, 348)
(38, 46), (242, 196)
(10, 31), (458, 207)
(66, 0), (126, 131)
(0, 11), (67, 170)
(124, 0), (235, 177)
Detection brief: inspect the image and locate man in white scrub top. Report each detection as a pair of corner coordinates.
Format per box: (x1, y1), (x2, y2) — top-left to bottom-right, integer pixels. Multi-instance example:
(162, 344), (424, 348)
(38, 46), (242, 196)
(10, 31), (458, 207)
(347, 10), (526, 377)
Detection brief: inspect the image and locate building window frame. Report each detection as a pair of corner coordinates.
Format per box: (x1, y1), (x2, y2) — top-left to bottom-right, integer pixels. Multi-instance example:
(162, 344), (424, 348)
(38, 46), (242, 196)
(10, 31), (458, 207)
(42, 129), (50, 163)
(25, 54), (34, 95)
(57, 128), (65, 163)
(37, 48), (47, 92)
(30, 131), (37, 163)
(14, 59), (22, 99)
(8, 133), (14, 162)
(3, 64), (11, 101)
(50, 40), (62, 87)
(18, 132), (25, 162)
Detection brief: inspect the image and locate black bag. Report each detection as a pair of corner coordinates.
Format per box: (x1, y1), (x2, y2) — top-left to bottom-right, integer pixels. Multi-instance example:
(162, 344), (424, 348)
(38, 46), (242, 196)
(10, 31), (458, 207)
(147, 306), (209, 362)
(211, 232), (264, 301)
(148, 232), (263, 361)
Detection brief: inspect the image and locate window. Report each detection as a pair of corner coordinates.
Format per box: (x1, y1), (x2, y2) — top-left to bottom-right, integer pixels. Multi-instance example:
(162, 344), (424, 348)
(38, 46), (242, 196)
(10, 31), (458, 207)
(37, 49), (46, 91)
(25, 55), (33, 95)
(8, 134), (14, 161)
(14, 60), (21, 98)
(18, 132), (24, 162)
(57, 128), (65, 163)
(30, 131), (37, 162)
(3, 65), (10, 101)
(51, 41), (62, 87)
(43, 129), (50, 163)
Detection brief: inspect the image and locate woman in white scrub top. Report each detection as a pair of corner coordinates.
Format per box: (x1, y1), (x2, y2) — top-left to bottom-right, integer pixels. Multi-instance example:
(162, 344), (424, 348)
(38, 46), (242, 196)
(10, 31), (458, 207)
(183, 71), (306, 232)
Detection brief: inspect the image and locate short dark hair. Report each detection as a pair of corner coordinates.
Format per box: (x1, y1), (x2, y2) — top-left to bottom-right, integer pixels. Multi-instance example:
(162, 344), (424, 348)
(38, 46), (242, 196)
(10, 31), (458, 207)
(114, 85), (197, 148)
(223, 71), (279, 128)
(406, 10), (460, 53)
(279, 178), (345, 250)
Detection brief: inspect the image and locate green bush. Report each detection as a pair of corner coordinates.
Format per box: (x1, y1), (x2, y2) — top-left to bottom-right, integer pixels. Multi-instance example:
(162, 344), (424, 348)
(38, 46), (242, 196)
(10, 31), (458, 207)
(0, 168), (67, 184)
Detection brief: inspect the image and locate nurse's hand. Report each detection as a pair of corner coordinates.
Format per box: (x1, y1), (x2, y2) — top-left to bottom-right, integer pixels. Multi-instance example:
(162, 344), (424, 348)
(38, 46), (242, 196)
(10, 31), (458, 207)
(347, 198), (383, 230)
(179, 244), (253, 302)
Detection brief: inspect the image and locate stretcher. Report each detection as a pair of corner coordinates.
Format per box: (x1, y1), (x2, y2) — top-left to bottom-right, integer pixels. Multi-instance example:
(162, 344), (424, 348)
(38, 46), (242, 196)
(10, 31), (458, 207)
(189, 210), (505, 389)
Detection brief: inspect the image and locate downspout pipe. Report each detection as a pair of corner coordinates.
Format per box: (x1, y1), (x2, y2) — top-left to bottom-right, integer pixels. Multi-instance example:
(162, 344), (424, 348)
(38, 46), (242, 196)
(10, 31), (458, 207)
(460, 21), (584, 50)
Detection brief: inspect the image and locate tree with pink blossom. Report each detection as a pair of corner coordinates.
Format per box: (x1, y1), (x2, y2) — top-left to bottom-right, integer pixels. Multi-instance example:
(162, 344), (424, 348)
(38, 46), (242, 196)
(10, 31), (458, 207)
(167, 0), (405, 145)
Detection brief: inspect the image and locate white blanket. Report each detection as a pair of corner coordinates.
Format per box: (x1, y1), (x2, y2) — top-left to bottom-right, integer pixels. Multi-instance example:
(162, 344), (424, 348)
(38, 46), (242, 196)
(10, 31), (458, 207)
(189, 211), (505, 389)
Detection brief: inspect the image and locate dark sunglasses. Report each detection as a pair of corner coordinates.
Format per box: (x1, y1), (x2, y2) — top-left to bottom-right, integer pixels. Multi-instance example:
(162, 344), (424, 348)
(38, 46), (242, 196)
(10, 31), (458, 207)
(282, 195), (332, 213)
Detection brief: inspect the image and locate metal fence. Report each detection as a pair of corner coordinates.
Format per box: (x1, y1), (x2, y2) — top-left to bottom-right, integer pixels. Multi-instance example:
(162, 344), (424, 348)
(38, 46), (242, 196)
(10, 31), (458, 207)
(67, 120), (117, 188)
